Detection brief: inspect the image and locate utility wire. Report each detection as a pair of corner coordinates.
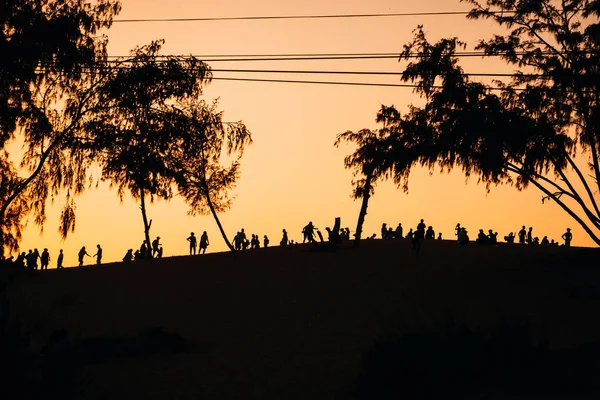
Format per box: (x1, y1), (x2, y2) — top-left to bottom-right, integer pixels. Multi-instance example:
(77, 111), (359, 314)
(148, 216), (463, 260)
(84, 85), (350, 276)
(209, 68), (523, 77)
(209, 76), (528, 91)
(103, 51), (591, 61)
(112, 11), (489, 23)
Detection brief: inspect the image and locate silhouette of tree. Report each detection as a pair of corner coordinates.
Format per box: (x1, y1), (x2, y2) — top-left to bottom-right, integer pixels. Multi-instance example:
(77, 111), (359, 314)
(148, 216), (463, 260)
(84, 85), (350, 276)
(0, 0), (121, 255)
(335, 106), (423, 247)
(173, 99), (252, 252)
(380, 0), (600, 245)
(93, 41), (211, 251)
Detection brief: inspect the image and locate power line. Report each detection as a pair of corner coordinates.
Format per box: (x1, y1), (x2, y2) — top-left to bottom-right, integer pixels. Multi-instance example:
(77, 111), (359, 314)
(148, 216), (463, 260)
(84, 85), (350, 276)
(112, 11), (482, 23)
(209, 76), (522, 91)
(104, 51), (589, 62)
(210, 68), (520, 77)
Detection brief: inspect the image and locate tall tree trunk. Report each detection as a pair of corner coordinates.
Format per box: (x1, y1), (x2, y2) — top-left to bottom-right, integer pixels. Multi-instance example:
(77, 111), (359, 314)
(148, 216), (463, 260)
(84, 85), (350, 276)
(353, 172), (373, 248)
(139, 187), (152, 256)
(204, 183), (235, 252)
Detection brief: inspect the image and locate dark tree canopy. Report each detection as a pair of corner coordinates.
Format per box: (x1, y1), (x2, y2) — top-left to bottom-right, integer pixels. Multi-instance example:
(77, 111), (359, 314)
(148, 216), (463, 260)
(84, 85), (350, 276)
(92, 40), (212, 251)
(340, 0), (600, 245)
(173, 98), (252, 252)
(0, 0), (121, 255)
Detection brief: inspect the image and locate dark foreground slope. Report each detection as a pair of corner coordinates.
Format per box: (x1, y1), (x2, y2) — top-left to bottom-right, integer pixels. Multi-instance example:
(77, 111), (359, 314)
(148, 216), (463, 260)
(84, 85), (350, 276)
(7, 240), (600, 399)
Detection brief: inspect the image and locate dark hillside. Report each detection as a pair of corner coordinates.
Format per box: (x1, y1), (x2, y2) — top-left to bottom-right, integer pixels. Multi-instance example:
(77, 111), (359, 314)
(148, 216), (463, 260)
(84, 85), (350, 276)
(7, 239), (600, 399)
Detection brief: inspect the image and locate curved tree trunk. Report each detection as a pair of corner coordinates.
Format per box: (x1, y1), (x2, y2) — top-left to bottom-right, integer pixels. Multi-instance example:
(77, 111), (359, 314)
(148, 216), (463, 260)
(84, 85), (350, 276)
(139, 187), (152, 256)
(353, 172), (373, 248)
(203, 183), (235, 252)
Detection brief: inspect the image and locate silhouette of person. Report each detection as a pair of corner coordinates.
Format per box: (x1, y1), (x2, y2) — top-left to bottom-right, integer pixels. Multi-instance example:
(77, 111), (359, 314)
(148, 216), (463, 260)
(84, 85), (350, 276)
(455, 223), (462, 243)
(406, 229), (414, 240)
(25, 250), (34, 270)
(78, 246), (90, 267)
(133, 249), (140, 260)
(40, 248), (50, 270)
(518, 226), (527, 244)
(56, 249), (64, 269)
(140, 241), (149, 258)
(302, 222), (316, 243)
(476, 229), (487, 244)
(93, 244), (103, 265)
(187, 232), (197, 255)
(562, 228), (573, 247)
(458, 228), (470, 245)
(504, 232), (515, 243)
(541, 236), (549, 246)
(488, 229), (498, 244)
(527, 227), (533, 244)
(395, 223), (403, 239)
(123, 249), (133, 262)
(280, 229), (288, 246)
(425, 226), (435, 240)
(381, 223), (388, 239)
(264, 235), (269, 247)
(32, 248), (40, 270)
(152, 236), (161, 257)
(200, 231), (209, 254)
(157, 247), (163, 258)
(416, 219), (426, 241)
(437, 232), (443, 240)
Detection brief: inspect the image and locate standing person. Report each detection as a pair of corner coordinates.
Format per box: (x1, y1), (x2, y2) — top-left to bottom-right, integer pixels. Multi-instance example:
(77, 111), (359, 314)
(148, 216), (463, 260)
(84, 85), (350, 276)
(78, 246), (90, 267)
(518, 226), (527, 244)
(527, 227), (533, 244)
(302, 222), (316, 243)
(264, 235), (269, 247)
(187, 232), (197, 255)
(416, 219), (426, 241)
(57, 249), (64, 269)
(395, 223), (403, 239)
(93, 244), (103, 265)
(40, 248), (50, 270)
(562, 228), (573, 247)
(199, 231), (209, 254)
(280, 229), (288, 246)
(455, 223), (462, 243)
(152, 236), (161, 257)
(32, 249), (40, 270)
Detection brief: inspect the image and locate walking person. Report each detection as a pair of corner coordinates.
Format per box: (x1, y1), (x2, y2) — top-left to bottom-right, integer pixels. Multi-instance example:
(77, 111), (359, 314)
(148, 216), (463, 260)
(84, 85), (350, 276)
(56, 249), (64, 269)
(78, 246), (90, 267)
(152, 236), (161, 257)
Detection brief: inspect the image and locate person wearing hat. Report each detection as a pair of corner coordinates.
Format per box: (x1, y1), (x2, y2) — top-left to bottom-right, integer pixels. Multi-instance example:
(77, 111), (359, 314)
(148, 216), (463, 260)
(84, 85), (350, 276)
(187, 232), (197, 255)
(562, 228), (573, 247)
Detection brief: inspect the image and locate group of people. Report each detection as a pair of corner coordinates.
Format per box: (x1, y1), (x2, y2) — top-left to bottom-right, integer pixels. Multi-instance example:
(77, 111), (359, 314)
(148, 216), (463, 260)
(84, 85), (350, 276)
(0, 217), (579, 271)
(502, 226), (573, 247)
(186, 232), (210, 255)
(1, 245), (100, 270)
(459, 224), (573, 247)
(122, 236), (164, 262)
(230, 229), (270, 251)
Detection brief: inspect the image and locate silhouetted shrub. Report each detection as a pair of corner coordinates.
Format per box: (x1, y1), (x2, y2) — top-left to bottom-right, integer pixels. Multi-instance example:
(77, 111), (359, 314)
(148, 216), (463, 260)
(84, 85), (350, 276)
(354, 321), (600, 399)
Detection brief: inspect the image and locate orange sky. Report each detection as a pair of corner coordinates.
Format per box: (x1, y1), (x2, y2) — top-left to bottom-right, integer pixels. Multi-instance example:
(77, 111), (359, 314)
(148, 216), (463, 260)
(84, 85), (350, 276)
(16, 0), (599, 265)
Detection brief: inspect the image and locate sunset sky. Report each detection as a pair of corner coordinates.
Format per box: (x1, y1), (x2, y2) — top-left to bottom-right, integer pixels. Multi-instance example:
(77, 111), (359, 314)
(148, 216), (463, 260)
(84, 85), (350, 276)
(17, 0), (599, 265)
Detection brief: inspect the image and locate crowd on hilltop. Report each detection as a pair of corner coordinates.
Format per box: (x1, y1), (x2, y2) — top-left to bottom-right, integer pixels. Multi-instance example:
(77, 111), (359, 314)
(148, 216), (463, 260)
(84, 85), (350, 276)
(0, 218), (576, 270)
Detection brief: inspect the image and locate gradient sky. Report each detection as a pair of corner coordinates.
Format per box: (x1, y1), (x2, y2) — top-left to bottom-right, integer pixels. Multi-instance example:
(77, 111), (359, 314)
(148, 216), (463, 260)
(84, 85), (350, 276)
(16, 0), (599, 265)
